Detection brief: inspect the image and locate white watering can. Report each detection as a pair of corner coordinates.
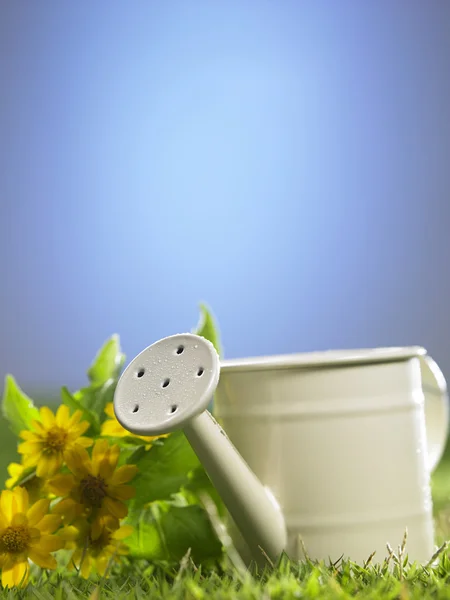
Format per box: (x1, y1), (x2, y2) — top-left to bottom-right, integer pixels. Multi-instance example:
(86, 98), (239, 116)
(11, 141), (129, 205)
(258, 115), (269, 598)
(113, 334), (449, 566)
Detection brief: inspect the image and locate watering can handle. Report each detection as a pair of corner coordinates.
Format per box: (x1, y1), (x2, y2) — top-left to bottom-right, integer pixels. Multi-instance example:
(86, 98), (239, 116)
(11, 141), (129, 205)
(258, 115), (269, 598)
(421, 355), (449, 472)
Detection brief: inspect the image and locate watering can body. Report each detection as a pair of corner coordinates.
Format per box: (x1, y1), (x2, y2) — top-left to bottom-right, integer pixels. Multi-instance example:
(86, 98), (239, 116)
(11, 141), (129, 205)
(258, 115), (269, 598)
(113, 334), (449, 566)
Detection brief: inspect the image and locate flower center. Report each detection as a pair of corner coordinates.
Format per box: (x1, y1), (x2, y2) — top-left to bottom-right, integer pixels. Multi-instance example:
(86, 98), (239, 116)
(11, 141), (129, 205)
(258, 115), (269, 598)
(79, 474), (108, 508)
(45, 428), (68, 453)
(0, 525), (31, 554)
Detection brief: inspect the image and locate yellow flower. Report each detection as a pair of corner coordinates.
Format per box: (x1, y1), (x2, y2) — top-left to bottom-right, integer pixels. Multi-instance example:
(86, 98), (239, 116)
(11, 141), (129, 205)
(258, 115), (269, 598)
(48, 439), (138, 524)
(101, 403), (168, 445)
(0, 487), (63, 588)
(17, 405), (93, 478)
(59, 515), (133, 578)
(5, 464), (48, 505)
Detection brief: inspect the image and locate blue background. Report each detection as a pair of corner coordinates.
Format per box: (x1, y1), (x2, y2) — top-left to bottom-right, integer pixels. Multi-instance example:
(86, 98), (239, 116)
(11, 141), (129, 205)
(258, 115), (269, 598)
(1, 1), (450, 394)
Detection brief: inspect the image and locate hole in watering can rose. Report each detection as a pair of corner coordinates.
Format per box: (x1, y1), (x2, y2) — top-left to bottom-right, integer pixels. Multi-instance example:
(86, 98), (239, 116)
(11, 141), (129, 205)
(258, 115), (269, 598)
(176, 345), (184, 355)
(137, 369), (145, 378)
(132, 404), (139, 413)
(197, 367), (204, 377)
(169, 405), (178, 414)
(162, 378), (170, 388)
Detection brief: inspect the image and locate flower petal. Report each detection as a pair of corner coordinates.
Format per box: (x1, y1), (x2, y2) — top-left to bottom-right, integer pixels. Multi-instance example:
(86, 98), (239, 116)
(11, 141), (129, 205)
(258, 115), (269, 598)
(113, 525), (134, 540)
(80, 555), (92, 579)
(27, 498), (50, 528)
(96, 556), (110, 577)
(38, 534), (65, 552)
(111, 465), (139, 485)
(19, 454), (39, 469)
(92, 439), (110, 467)
(0, 553), (15, 571)
(0, 490), (15, 522)
(109, 484), (135, 501)
(14, 560), (29, 587)
(11, 513), (28, 527)
(6, 462), (23, 478)
(98, 456), (117, 481)
(28, 548), (57, 570)
(55, 404), (70, 427)
(68, 410), (82, 428)
(109, 444), (120, 466)
(76, 437), (93, 448)
(29, 527), (40, 541)
(0, 510), (9, 530)
(58, 525), (79, 542)
(71, 547), (83, 566)
(104, 403), (115, 418)
(47, 474), (75, 496)
(72, 420), (90, 437)
(96, 513), (120, 532)
(13, 487), (29, 514)
(65, 447), (90, 478)
(90, 518), (103, 541)
(100, 420), (124, 437)
(31, 419), (47, 435)
(2, 559), (29, 588)
(18, 431), (38, 441)
(102, 497), (127, 519)
(18, 441), (43, 455)
(39, 406), (56, 428)
(36, 454), (63, 478)
(52, 498), (83, 524)
(35, 514), (62, 534)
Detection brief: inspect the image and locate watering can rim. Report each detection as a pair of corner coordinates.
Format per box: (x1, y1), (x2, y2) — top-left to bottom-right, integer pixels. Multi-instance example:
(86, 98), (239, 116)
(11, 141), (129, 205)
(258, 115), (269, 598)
(219, 345), (427, 373)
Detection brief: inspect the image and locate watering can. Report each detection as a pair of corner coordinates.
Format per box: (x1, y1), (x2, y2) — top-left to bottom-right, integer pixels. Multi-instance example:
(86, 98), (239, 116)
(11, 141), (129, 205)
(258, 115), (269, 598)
(113, 334), (449, 566)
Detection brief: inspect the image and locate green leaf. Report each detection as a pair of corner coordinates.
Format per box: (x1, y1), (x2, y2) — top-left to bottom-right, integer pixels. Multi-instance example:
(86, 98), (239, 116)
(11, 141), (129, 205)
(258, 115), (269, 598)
(60, 386), (100, 434)
(117, 445), (145, 467)
(75, 378), (118, 425)
(193, 303), (223, 357)
(184, 466), (226, 517)
(87, 334), (126, 385)
(125, 506), (165, 560)
(125, 500), (222, 563)
(1, 375), (41, 435)
(74, 335), (125, 424)
(127, 431), (201, 509)
(193, 303), (222, 412)
(159, 504), (223, 562)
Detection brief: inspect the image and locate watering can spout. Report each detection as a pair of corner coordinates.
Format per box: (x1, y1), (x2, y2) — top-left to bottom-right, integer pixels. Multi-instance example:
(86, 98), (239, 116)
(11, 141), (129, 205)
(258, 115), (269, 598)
(113, 333), (287, 565)
(184, 410), (287, 563)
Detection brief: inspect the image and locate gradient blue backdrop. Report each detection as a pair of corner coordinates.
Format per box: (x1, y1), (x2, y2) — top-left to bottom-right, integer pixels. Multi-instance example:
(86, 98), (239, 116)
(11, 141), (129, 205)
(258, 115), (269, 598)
(1, 1), (450, 393)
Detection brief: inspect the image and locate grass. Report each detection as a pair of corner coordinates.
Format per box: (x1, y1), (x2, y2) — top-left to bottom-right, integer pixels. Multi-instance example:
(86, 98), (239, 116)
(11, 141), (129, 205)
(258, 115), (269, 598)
(1, 417), (450, 598)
